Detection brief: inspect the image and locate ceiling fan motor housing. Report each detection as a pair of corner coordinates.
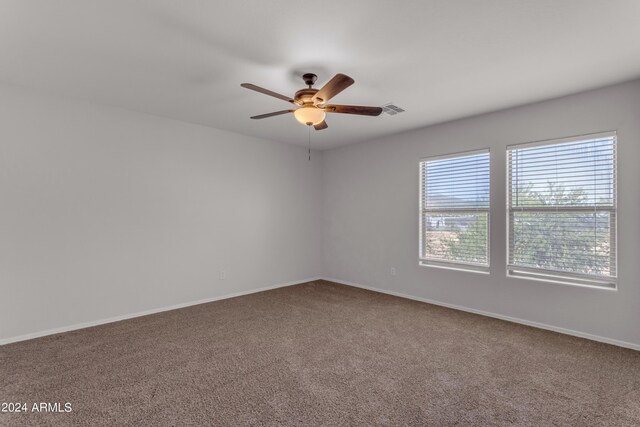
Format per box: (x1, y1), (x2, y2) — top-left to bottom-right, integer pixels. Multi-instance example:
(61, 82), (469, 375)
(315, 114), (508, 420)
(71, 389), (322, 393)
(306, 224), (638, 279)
(294, 88), (320, 106)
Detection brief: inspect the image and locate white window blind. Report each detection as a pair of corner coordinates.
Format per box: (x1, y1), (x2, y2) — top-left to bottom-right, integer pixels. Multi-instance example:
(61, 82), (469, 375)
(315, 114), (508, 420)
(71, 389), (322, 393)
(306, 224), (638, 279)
(507, 132), (617, 288)
(419, 150), (490, 272)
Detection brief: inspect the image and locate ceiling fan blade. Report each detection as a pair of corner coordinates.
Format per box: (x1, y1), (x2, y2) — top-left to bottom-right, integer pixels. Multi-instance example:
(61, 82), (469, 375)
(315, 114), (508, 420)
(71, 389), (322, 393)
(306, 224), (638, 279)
(250, 110), (294, 119)
(313, 73), (354, 104)
(241, 83), (295, 103)
(314, 120), (328, 131)
(323, 105), (383, 116)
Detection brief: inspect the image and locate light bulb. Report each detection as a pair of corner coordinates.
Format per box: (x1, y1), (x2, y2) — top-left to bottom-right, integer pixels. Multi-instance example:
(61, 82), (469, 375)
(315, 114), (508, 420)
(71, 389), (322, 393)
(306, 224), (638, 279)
(294, 106), (326, 126)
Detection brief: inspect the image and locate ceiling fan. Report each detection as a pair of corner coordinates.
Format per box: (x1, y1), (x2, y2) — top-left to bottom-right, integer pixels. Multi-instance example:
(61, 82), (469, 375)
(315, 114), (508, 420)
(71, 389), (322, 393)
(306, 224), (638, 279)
(241, 73), (382, 130)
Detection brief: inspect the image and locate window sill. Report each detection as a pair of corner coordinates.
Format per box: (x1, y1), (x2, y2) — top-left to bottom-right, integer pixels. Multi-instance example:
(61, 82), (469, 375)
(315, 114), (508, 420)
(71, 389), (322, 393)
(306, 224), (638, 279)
(419, 260), (490, 275)
(507, 270), (617, 290)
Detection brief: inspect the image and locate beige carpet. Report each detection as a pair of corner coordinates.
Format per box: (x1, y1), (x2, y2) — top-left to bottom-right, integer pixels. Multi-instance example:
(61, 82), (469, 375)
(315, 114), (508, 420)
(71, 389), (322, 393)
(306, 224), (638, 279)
(1, 280), (639, 426)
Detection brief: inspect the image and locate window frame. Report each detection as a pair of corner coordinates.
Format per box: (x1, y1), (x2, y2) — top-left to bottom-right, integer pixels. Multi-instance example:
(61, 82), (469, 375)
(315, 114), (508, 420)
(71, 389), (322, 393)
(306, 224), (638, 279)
(419, 148), (491, 274)
(505, 131), (618, 289)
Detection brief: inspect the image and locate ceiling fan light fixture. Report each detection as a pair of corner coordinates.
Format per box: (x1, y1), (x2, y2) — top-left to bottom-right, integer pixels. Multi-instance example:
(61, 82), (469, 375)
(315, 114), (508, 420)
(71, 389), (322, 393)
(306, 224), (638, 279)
(242, 73), (380, 131)
(294, 106), (326, 126)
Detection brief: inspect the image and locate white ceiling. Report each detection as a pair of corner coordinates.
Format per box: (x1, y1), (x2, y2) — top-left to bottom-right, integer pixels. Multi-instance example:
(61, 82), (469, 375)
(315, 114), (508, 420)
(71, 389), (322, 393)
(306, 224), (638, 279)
(1, 1), (639, 150)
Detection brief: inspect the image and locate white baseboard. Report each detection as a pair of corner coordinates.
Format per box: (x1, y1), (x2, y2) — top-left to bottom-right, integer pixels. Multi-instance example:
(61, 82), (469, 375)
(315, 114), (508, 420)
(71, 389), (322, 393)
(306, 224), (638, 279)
(322, 277), (640, 352)
(0, 277), (321, 346)
(5, 276), (638, 352)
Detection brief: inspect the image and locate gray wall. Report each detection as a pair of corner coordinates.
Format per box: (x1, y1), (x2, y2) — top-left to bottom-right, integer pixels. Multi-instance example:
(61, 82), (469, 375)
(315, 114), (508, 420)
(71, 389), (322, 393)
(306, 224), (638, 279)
(0, 84), (323, 342)
(2, 80), (639, 348)
(322, 80), (640, 348)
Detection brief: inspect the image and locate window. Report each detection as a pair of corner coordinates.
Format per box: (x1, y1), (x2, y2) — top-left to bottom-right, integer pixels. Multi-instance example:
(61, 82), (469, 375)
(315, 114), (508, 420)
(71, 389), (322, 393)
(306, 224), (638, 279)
(507, 132), (617, 288)
(419, 150), (490, 272)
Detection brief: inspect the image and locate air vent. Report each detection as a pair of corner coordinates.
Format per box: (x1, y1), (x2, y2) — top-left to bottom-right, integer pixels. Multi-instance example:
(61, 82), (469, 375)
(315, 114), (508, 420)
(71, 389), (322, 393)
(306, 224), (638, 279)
(382, 103), (405, 116)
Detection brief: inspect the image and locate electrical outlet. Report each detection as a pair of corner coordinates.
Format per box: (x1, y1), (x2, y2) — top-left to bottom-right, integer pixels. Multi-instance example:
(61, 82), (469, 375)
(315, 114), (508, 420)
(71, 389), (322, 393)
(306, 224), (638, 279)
(219, 271), (227, 280)
(390, 267), (397, 276)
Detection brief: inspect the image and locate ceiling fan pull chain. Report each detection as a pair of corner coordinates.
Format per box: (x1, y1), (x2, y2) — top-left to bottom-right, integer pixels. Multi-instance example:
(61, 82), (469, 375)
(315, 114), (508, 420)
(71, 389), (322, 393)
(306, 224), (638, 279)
(308, 125), (311, 161)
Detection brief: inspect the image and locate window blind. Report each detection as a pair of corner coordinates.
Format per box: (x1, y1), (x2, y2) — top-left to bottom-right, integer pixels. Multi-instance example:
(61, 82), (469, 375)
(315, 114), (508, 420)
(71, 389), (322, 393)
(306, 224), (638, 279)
(419, 150), (490, 272)
(507, 132), (617, 287)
